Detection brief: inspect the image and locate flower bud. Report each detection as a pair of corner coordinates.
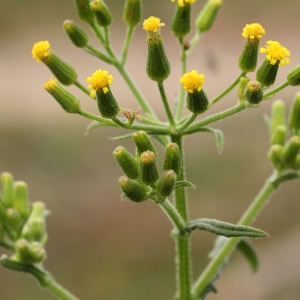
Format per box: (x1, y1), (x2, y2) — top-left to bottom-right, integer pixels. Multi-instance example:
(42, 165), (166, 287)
(5, 208), (22, 232)
(287, 64), (300, 86)
(186, 89), (209, 114)
(143, 17), (170, 82)
(118, 176), (149, 203)
(155, 170), (176, 199)
(163, 143), (182, 176)
(237, 76), (250, 102)
(267, 144), (283, 170)
(32, 41), (77, 85)
(1, 172), (14, 208)
(44, 79), (81, 114)
(171, 3), (192, 38)
(113, 146), (139, 179)
(74, 0), (95, 24)
(196, 0), (222, 33)
(132, 131), (157, 158)
(256, 60), (279, 88)
(140, 151), (159, 185)
(244, 80), (263, 105)
(288, 92), (300, 134)
(291, 153), (300, 170)
(15, 239), (46, 264)
(270, 100), (286, 134)
(238, 23), (265, 72)
(86, 69), (120, 118)
(282, 136), (300, 167)
(90, 0), (113, 27)
(123, 0), (142, 27)
(63, 20), (89, 48)
(21, 202), (47, 243)
(13, 181), (30, 220)
(270, 125), (287, 146)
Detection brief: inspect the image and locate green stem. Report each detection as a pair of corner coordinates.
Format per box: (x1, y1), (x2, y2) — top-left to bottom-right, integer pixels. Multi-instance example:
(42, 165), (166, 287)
(121, 25), (135, 65)
(84, 44), (113, 64)
(187, 31), (203, 55)
(74, 80), (90, 96)
(176, 113), (198, 133)
(209, 72), (247, 107)
(191, 170), (280, 299)
(263, 81), (289, 99)
(158, 81), (175, 127)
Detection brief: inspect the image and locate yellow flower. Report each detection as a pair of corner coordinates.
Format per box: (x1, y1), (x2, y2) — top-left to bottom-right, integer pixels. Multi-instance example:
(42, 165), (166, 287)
(32, 41), (51, 62)
(260, 40), (290, 66)
(143, 16), (165, 32)
(86, 69), (114, 96)
(180, 70), (205, 93)
(242, 23), (265, 40)
(171, 0), (196, 7)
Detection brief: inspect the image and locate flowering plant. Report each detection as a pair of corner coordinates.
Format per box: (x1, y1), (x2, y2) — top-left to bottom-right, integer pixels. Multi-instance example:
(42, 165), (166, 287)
(1, 1), (300, 299)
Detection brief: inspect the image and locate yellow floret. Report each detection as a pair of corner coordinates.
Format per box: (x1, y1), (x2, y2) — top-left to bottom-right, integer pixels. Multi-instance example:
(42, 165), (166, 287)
(86, 69), (114, 96)
(143, 16), (165, 32)
(171, 0), (196, 7)
(260, 40), (290, 66)
(32, 41), (51, 62)
(242, 23), (265, 40)
(180, 70), (205, 93)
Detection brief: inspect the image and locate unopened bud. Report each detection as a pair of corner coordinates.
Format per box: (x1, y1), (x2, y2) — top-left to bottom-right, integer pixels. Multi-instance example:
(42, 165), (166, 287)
(13, 181), (30, 220)
(15, 239), (46, 264)
(288, 92), (300, 134)
(267, 144), (283, 170)
(140, 151), (159, 185)
(90, 0), (113, 27)
(113, 146), (139, 179)
(1, 172), (14, 208)
(270, 100), (286, 134)
(270, 125), (287, 146)
(282, 136), (300, 167)
(74, 0), (95, 24)
(132, 131), (157, 158)
(123, 0), (142, 27)
(287, 64), (300, 86)
(63, 20), (89, 48)
(118, 176), (149, 203)
(237, 76), (250, 102)
(155, 170), (176, 199)
(244, 80), (263, 104)
(163, 143), (182, 176)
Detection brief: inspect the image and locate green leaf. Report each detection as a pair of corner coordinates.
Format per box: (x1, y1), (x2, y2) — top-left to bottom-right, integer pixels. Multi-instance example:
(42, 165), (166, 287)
(187, 218), (269, 238)
(237, 238), (259, 272)
(174, 181), (196, 190)
(196, 127), (225, 154)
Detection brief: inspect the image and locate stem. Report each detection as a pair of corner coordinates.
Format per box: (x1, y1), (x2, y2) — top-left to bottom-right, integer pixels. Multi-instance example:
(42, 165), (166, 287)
(158, 81), (175, 127)
(84, 44), (113, 64)
(121, 25), (135, 65)
(44, 273), (80, 300)
(191, 171), (279, 299)
(187, 31), (203, 55)
(74, 80), (90, 96)
(176, 113), (198, 133)
(263, 81), (289, 99)
(209, 72), (247, 107)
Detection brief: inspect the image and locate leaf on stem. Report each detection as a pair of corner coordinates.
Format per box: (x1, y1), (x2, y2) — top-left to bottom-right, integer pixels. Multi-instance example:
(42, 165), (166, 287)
(237, 238), (259, 272)
(174, 180), (196, 190)
(187, 218), (269, 238)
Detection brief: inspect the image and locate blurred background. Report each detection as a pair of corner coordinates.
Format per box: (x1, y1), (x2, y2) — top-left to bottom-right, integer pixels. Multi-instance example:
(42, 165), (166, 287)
(1, 0), (300, 299)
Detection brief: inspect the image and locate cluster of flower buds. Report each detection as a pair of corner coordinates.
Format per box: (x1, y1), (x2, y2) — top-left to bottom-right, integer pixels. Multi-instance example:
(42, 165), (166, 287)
(0, 173), (48, 265)
(114, 131), (182, 203)
(268, 97), (300, 170)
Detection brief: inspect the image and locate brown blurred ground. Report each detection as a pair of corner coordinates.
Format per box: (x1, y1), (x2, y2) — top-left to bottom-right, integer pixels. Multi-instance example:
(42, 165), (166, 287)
(1, 0), (300, 299)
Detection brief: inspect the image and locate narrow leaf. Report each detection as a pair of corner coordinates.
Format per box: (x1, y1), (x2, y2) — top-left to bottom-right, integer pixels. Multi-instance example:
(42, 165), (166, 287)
(237, 238), (259, 272)
(174, 181), (196, 190)
(188, 218), (269, 238)
(212, 129), (225, 155)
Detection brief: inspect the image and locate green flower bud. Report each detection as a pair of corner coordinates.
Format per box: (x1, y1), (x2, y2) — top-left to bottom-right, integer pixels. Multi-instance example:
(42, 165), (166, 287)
(171, 3), (192, 38)
(63, 20), (89, 48)
(256, 60), (279, 88)
(287, 64), (300, 86)
(15, 239), (46, 264)
(238, 23), (265, 72)
(118, 176), (149, 203)
(267, 144), (283, 170)
(132, 131), (157, 158)
(74, 0), (95, 24)
(244, 80), (263, 105)
(32, 41), (77, 86)
(291, 153), (300, 169)
(13, 181), (30, 220)
(21, 202), (47, 243)
(5, 208), (22, 232)
(123, 0), (142, 27)
(1, 172), (14, 208)
(186, 89), (209, 114)
(90, 0), (113, 27)
(163, 143), (182, 176)
(113, 146), (139, 179)
(282, 136), (300, 167)
(140, 151), (159, 186)
(270, 100), (286, 134)
(196, 0), (222, 33)
(288, 92), (300, 134)
(237, 76), (250, 102)
(143, 17), (170, 82)
(44, 79), (81, 114)
(155, 170), (176, 199)
(270, 125), (287, 146)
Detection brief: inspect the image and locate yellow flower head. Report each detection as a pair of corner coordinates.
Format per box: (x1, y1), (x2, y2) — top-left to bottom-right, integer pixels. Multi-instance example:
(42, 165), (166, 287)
(32, 41), (51, 62)
(242, 23), (265, 40)
(171, 0), (196, 7)
(143, 16), (165, 32)
(86, 69), (114, 97)
(180, 70), (205, 93)
(260, 40), (290, 66)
